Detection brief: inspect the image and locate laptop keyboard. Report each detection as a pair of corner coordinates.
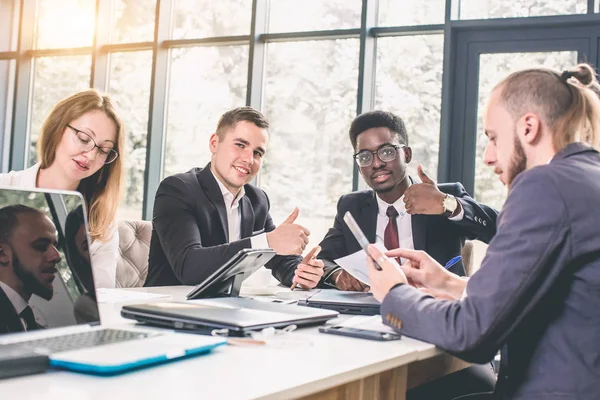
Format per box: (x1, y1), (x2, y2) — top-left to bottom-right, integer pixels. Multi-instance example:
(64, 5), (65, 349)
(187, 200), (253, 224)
(5, 329), (154, 354)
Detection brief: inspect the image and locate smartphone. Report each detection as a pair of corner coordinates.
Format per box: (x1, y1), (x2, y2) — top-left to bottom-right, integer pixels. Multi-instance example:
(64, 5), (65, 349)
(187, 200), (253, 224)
(319, 325), (401, 341)
(343, 211), (383, 271)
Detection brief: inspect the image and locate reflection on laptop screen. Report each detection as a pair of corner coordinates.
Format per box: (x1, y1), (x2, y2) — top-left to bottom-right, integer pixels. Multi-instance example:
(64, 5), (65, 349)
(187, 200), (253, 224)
(0, 187), (99, 335)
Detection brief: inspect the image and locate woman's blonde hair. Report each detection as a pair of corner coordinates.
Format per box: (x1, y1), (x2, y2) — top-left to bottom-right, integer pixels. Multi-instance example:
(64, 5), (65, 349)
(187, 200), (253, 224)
(37, 89), (124, 242)
(494, 63), (600, 152)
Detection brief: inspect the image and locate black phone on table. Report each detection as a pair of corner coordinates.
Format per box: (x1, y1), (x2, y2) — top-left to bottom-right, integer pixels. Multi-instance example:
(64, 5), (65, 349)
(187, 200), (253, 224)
(318, 325), (401, 341)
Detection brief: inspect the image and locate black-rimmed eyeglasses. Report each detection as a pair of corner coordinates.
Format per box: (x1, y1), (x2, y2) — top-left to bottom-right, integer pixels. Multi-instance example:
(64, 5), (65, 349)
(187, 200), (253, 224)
(353, 145), (404, 167)
(67, 124), (119, 164)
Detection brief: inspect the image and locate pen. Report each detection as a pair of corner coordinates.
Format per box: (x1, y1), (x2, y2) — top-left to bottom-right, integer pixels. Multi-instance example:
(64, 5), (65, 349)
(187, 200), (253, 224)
(291, 245), (322, 291)
(444, 255), (462, 270)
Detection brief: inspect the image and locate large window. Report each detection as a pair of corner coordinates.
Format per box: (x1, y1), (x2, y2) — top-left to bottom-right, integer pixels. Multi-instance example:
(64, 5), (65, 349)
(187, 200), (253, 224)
(455, 0), (587, 19)
(108, 51), (153, 219)
(268, 0), (361, 32)
(375, 35), (445, 181)
(164, 46), (249, 178)
(1, 0), (598, 222)
(29, 56), (92, 166)
(110, 1), (157, 43)
(262, 39), (359, 247)
(0, 60), (16, 171)
(171, 0), (252, 39)
(378, 0), (446, 26)
(0, 0), (19, 52)
(35, 0), (95, 49)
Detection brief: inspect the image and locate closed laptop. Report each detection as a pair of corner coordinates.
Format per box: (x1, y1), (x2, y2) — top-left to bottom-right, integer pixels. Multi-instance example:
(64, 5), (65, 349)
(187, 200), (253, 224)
(298, 290), (381, 315)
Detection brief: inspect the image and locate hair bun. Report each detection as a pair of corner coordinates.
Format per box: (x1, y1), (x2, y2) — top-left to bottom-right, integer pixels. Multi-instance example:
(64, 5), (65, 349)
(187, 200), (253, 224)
(562, 64), (596, 86)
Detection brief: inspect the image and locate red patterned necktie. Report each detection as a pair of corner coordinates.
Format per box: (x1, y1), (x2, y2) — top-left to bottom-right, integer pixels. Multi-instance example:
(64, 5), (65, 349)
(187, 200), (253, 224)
(384, 206), (401, 264)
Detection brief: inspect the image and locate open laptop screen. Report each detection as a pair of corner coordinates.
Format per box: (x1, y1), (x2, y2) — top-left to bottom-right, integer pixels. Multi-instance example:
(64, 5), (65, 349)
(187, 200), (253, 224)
(0, 187), (100, 335)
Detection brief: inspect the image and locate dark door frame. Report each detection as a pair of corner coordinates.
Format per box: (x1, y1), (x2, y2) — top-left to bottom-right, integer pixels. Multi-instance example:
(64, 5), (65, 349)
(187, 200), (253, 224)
(439, 14), (600, 195)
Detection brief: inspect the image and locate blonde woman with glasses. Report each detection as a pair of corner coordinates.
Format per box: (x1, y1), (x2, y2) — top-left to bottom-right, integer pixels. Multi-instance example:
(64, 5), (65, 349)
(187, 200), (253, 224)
(0, 89), (125, 289)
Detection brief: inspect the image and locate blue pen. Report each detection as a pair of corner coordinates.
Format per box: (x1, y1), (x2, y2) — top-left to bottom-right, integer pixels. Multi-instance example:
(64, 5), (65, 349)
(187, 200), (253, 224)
(444, 255), (462, 270)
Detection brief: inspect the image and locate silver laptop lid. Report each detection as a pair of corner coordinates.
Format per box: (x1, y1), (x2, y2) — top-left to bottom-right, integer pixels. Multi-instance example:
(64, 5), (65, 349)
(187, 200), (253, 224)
(0, 186), (100, 335)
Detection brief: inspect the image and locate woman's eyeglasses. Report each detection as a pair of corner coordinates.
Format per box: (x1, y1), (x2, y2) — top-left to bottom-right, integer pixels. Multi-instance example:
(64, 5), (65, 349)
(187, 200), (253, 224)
(67, 124), (119, 164)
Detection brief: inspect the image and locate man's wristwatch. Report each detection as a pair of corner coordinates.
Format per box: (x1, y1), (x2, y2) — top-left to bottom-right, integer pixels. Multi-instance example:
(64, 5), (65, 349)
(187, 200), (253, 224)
(442, 194), (458, 218)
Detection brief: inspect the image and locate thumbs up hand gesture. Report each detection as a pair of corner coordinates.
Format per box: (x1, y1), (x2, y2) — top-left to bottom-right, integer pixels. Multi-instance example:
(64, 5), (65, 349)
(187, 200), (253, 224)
(403, 165), (447, 215)
(266, 208), (310, 255)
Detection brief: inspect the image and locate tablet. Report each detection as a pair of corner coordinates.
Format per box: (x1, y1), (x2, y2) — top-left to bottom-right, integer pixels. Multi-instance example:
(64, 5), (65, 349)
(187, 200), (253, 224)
(186, 249), (276, 300)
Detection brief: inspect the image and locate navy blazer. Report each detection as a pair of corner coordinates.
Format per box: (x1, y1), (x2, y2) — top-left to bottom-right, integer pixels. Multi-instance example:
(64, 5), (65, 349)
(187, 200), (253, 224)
(0, 287), (24, 334)
(318, 182), (498, 281)
(381, 143), (600, 399)
(145, 164), (300, 287)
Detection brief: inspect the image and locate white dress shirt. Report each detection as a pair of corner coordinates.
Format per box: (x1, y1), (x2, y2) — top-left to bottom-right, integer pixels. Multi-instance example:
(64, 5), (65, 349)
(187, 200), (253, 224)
(375, 195), (414, 264)
(0, 163), (118, 288)
(0, 281), (28, 330)
(374, 190), (465, 263)
(212, 172), (269, 248)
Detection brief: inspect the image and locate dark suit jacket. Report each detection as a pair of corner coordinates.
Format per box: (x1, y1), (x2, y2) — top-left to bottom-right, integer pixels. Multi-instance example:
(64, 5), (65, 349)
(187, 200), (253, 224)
(381, 143), (600, 400)
(0, 287), (25, 334)
(318, 182), (498, 281)
(145, 164), (300, 287)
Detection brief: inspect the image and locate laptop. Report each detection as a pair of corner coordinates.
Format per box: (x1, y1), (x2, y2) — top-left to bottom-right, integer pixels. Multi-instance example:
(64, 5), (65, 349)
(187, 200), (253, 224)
(0, 186), (226, 375)
(298, 290), (381, 315)
(122, 296), (338, 336)
(122, 249), (339, 335)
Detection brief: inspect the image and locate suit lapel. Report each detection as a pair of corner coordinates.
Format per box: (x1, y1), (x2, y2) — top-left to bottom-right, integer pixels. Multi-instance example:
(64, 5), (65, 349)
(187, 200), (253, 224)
(411, 214), (428, 251)
(197, 164), (229, 242)
(240, 196), (254, 239)
(0, 288), (24, 334)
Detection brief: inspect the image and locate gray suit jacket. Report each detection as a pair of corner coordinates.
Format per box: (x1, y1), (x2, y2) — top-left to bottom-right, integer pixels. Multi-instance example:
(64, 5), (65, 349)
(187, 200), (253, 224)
(381, 143), (600, 400)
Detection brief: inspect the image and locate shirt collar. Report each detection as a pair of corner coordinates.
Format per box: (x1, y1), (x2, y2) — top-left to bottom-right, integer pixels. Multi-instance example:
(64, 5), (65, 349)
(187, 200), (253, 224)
(376, 193), (408, 218)
(211, 170), (245, 208)
(375, 180), (411, 217)
(22, 163), (41, 187)
(0, 281), (27, 315)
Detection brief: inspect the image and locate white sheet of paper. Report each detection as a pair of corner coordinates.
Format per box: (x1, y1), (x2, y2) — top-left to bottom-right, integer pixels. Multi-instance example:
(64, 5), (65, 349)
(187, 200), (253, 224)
(334, 242), (397, 286)
(96, 289), (171, 303)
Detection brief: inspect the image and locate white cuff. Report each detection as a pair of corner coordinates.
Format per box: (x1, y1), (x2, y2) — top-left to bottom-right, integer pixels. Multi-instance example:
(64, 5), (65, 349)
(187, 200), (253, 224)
(251, 233), (270, 249)
(448, 201), (465, 221)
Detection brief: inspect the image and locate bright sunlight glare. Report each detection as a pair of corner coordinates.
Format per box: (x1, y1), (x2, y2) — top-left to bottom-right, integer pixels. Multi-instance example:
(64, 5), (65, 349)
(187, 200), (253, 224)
(35, 0), (95, 49)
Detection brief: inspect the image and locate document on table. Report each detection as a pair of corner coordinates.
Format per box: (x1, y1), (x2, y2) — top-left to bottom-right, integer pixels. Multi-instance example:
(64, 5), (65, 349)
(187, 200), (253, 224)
(334, 242), (400, 285)
(96, 289), (171, 303)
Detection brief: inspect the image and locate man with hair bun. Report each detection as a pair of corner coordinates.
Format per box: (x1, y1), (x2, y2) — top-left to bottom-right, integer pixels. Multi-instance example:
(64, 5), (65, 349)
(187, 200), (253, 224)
(365, 63), (600, 399)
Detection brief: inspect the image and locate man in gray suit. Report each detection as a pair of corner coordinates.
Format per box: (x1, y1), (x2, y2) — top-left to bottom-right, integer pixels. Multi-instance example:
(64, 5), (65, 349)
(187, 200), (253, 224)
(365, 63), (600, 400)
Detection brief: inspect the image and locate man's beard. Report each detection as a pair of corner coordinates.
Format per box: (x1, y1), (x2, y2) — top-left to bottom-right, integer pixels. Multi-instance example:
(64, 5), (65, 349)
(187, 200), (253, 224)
(373, 183), (394, 193)
(507, 134), (528, 186)
(12, 254), (54, 301)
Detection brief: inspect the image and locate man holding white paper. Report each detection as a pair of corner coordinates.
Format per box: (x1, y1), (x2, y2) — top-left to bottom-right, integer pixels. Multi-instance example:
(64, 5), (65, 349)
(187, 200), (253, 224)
(316, 111), (500, 400)
(317, 111), (498, 292)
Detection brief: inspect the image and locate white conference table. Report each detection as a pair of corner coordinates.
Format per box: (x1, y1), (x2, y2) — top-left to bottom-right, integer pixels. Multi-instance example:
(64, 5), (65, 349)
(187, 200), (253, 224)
(0, 286), (469, 400)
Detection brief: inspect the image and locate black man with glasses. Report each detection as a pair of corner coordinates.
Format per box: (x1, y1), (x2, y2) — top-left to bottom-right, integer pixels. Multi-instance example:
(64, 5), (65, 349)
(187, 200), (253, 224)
(318, 110), (497, 290)
(316, 111), (499, 399)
